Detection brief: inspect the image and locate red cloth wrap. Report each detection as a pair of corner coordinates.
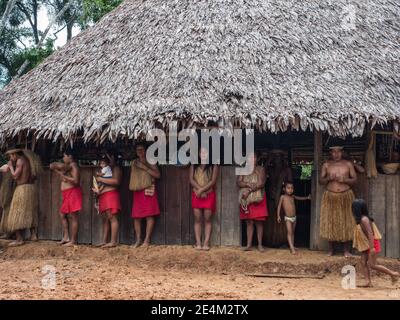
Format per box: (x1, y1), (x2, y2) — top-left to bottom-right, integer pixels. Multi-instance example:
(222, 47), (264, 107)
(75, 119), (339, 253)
(99, 190), (121, 215)
(239, 192), (269, 221)
(131, 189), (160, 218)
(60, 187), (82, 214)
(191, 190), (216, 213)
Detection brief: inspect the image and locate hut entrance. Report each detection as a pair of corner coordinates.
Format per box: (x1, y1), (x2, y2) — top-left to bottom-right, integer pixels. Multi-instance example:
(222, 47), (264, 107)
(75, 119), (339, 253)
(241, 131), (314, 248)
(290, 159), (312, 247)
(240, 130), (370, 250)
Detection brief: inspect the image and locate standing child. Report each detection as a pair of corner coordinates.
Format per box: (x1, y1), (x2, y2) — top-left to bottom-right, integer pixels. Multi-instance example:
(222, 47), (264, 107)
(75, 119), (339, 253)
(277, 181), (311, 254)
(352, 199), (399, 287)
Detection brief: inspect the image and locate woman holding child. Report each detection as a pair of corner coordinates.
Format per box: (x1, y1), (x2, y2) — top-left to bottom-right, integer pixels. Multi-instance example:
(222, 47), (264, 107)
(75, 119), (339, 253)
(237, 152), (268, 252)
(93, 153), (122, 248)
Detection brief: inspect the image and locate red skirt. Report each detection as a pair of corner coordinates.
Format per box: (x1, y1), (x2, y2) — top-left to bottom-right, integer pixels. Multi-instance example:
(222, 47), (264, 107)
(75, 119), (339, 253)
(192, 190), (216, 213)
(131, 189), (160, 218)
(240, 192), (268, 221)
(99, 190), (121, 215)
(367, 239), (381, 254)
(60, 187), (82, 214)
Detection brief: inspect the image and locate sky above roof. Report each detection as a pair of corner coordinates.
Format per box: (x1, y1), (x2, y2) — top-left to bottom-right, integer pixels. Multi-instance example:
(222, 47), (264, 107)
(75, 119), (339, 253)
(23, 6), (81, 49)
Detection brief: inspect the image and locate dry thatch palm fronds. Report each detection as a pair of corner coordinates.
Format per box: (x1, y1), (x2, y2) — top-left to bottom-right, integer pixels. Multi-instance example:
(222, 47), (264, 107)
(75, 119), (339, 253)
(0, 0), (399, 143)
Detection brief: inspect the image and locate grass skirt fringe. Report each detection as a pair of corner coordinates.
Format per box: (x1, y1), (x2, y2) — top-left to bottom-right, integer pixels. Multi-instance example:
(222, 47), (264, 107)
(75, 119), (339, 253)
(5, 184), (38, 233)
(320, 189), (355, 242)
(0, 172), (16, 233)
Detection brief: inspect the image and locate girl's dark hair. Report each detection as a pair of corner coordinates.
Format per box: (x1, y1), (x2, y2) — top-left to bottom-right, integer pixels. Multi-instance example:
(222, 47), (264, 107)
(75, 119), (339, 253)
(283, 181), (294, 187)
(135, 142), (147, 150)
(99, 156), (110, 165)
(114, 154), (123, 166)
(103, 148), (123, 167)
(352, 198), (374, 224)
(64, 148), (76, 160)
(194, 147), (212, 174)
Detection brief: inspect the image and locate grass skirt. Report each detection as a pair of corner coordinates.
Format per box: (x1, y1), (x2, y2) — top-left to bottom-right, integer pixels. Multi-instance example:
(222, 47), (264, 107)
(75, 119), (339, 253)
(320, 189), (355, 242)
(0, 172), (16, 233)
(4, 184), (38, 233)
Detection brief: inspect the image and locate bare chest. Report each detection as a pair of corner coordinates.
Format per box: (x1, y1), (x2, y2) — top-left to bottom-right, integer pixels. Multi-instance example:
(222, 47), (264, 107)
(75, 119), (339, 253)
(326, 162), (350, 177)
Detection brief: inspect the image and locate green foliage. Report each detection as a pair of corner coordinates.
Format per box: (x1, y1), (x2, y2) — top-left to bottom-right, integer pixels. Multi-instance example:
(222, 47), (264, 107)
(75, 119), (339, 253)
(81, 0), (122, 25)
(0, 0), (26, 27)
(10, 38), (55, 75)
(0, 0), (122, 87)
(300, 164), (313, 180)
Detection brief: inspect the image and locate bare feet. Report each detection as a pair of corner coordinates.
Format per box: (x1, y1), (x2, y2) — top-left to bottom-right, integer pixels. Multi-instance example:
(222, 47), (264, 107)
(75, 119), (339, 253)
(290, 248), (297, 255)
(344, 252), (354, 258)
(8, 240), (24, 247)
(141, 242), (150, 248)
(391, 273), (399, 285)
(94, 242), (106, 247)
(358, 282), (373, 288)
(63, 241), (76, 247)
(194, 245), (202, 250)
(102, 242), (117, 249)
(202, 245), (210, 251)
(132, 241), (142, 248)
(258, 245), (265, 252)
(59, 238), (70, 245)
(30, 234), (38, 242)
(242, 246), (252, 251)
(327, 251), (334, 257)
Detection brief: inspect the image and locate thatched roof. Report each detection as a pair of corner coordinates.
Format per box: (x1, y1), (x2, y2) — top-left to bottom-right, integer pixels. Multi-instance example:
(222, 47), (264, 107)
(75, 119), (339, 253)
(0, 0), (399, 142)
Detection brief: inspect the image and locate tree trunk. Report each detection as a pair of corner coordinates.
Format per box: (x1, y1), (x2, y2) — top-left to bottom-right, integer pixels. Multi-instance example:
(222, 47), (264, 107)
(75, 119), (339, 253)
(32, 0), (40, 45)
(66, 21), (73, 42)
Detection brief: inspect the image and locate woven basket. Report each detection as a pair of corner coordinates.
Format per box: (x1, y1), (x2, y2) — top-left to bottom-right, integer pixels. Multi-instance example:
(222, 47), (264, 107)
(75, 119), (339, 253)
(382, 163), (399, 174)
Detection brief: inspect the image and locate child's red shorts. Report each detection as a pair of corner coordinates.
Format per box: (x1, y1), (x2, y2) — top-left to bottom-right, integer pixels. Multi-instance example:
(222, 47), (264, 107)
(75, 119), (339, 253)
(367, 239), (381, 254)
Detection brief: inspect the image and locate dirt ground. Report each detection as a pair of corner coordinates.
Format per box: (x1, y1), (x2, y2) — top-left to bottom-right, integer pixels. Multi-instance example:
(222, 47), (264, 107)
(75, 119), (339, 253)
(0, 240), (399, 300)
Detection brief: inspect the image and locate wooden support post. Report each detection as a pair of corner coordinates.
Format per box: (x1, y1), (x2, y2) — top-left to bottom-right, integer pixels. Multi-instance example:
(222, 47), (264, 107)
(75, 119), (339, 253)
(385, 175), (400, 258)
(369, 175), (386, 256)
(310, 131), (328, 250)
(219, 166), (241, 246)
(210, 169), (222, 246)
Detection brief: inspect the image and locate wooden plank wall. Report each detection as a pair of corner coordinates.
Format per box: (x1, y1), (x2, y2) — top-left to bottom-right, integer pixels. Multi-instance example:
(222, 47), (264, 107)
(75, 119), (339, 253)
(368, 174), (400, 258)
(36, 166), (241, 247)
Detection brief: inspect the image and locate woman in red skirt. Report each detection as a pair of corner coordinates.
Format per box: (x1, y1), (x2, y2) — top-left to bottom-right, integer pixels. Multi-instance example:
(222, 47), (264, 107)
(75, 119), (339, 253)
(131, 143), (161, 248)
(237, 152), (268, 252)
(190, 147), (219, 251)
(94, 153), (122, 248)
